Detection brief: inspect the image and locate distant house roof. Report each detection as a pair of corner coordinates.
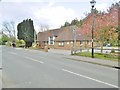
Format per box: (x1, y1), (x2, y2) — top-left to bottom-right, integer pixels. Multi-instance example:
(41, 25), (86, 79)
(37, 28), (62, 42)
(55, 26), (91, 41)
(55, 26), (76, 41)
(37, 25), (91, 42)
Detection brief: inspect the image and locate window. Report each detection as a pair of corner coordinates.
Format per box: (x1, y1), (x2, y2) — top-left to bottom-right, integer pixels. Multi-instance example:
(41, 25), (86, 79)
(71, 41), (73, 43)
(58, 42), (64, 46)
(67, 42), (69, 44)
(48, 36), (55, 45)
(80, 41), (83, 45)
(61, 42), (64, 46)
(58, 43), (61, 45)
(50, 37), (53, 45)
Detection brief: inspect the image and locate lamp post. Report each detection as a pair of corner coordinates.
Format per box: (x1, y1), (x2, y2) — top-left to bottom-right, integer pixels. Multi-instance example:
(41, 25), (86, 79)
(73, 28), (76, 49)
(90, 0), (96, 58)
(71, 26), (76, 55)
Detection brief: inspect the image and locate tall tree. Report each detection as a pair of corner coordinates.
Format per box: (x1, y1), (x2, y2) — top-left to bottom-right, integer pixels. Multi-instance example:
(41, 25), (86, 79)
(64, 21), (70, 27)
(115, 26), (120, 46)
(71, 18), (83, 27)
(107, 1), (120, 13)
(71, 18), (79, 25)
(94, 26), (118, 53)
(17, 19), (35, 48)
(61, 18), (83, 28)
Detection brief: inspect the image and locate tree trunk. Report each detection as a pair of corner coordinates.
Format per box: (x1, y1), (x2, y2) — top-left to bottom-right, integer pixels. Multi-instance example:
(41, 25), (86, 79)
(100, 43), (103, 53)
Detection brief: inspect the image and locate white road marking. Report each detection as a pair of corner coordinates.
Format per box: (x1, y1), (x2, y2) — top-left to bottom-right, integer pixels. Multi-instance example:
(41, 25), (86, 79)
(62, 69), (118, 88)
(14, 48), (25, 50)
(25, 57), (44, 64)
(8, 52), (18, 55)
(8, 52), (44, 64)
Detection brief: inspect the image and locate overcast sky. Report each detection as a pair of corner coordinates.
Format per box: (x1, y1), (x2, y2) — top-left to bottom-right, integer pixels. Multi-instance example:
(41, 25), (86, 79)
(0, 0), (119, 33)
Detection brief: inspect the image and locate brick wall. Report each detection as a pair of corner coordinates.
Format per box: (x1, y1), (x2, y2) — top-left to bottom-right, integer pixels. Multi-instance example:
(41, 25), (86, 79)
(54, 41), (73, 50)
(54, 40), (98, 50)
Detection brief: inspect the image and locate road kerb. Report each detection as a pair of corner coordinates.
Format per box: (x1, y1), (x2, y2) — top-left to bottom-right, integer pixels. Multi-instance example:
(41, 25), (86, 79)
(64, 57), (119, 69)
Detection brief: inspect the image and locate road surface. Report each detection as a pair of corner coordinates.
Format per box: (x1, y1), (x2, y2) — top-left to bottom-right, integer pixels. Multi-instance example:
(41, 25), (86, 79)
(0, 46), (2, 89)
(2, 46), (119, 88)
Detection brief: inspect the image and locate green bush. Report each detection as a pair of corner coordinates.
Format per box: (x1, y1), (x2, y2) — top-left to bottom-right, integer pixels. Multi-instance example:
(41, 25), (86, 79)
(0, 38), (2, 45)
(6, 41), (12, 46)
(111, 49), (115, 53)
(16, 40), (25, 47)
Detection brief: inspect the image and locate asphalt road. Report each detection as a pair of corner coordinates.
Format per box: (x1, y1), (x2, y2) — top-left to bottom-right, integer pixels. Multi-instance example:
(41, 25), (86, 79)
(2, 46), (119, 88)
(0, 46), (2, 89)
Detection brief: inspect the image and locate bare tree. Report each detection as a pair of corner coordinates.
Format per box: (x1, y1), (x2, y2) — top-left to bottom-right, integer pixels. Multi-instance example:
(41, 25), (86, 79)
(11, 21), (15, 37)
(39, 23), (49, 32)
(2, 21), (15, 38)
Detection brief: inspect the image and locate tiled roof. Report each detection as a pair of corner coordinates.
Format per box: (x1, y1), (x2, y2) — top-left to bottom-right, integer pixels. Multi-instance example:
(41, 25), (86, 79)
(55, 25), (91, 41)
(37, 28), (61, 42)
(55, 26), (74, 41)
(37, 25), (91, 42)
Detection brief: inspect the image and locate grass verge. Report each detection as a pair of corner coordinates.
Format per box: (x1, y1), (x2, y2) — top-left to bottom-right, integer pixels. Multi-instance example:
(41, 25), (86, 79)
(64, 57), (114, 68)
(74, 52), (119, 62)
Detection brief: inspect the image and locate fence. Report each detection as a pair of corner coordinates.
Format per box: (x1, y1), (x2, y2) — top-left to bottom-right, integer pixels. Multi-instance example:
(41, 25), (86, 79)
(71, 47), (120, 54)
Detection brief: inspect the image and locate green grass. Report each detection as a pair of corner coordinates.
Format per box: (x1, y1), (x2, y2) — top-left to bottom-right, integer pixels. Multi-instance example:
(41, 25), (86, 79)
(74, 52), (119, 62)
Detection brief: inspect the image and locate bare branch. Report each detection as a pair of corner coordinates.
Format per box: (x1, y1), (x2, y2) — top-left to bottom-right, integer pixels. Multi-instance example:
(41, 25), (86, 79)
(2, 21), (15, 38)
(39, 23), (49, 32)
